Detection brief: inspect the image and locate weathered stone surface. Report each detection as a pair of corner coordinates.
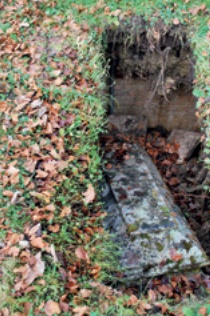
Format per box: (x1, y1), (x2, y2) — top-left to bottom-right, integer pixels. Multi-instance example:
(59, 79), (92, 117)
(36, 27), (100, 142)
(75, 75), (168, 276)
(102, 144), (209, 282)
(109, 114), (147, 135)
(113, 78), (200, 132)
(167, 129), (201, 163)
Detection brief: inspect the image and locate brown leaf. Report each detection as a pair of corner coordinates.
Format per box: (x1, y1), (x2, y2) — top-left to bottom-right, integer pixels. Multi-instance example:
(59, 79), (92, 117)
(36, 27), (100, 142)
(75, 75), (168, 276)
(24, 302), (33, 316)
(75, 246), (89, 262)
(79, 289), (92, 298)
(27, 223), (41, 237)
(0, 101), (8, 112)
(198, 307), (207, 316)
(48, 224), (60, 233)
(24, 160), (37, 173)
(154, 302), (168, 314)
(158, 284), (172, 295)
(83, 184), (95, 204)
(8, 246), (20, 257)
(148, 289), (157, 302)
(36, 169), (48, 178)
(3, 190), (14, 197)
(173, 18), (180, 25)
(109, 9), (121, 16)
(60, 206), (71, 217)
(126, 295), (138, 306)
(72, 306), (90, 316)
(7, 232), (20, 245)
(59, 301), (69, 312)
(14, 252), (45, 290)
(44, 300), (61, 316)
(30, 237), (46, 249)
(54, 77), (63, 86)
(1, 308), (10, 316)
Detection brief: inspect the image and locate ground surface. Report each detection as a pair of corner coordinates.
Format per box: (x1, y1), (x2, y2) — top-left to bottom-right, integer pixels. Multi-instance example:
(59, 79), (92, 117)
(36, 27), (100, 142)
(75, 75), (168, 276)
(0, 0), (210, 315)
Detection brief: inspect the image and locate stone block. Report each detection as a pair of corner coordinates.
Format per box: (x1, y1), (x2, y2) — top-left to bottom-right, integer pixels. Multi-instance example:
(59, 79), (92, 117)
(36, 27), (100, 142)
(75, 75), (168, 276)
(102, 144), (209, 282)
(109, 115), (147, 135)
(168, 129), (201, 163)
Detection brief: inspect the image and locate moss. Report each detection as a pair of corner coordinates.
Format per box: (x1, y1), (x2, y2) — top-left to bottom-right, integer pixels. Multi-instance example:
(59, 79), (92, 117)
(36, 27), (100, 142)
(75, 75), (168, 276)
(127, 223), (139, 233)
(183, 240), (193, 252)
(140, 233), (151, 240)
(156, 242), (164, 252)
(160, 205), (170, 215)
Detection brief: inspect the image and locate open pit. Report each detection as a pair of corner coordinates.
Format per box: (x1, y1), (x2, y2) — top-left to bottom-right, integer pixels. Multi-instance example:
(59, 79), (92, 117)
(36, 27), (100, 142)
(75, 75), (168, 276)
(101, 18), (210, 283)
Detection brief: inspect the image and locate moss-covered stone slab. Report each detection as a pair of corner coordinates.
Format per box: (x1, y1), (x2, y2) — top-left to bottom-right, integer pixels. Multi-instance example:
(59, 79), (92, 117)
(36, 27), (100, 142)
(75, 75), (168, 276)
(103, 144), (209, 281)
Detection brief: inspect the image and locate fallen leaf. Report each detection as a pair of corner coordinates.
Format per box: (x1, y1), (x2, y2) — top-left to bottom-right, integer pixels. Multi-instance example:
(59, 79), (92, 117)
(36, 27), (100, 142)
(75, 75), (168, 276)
(173, 18), (180, 25)
(48, 224), (60, 233)
(0, 101), (8, 112)
(198, 307), (207, 316)
(72, 306), (89, 316)
(14, 252), (45, 289)
(154, 302), (168, 314)
(31, 99), (43, 108)
(83, 184), (95, 204)
(148, 289), (157, 302)
(27, 223), (41, 237)
(3, 190), (14, 197)
(30, 237), (46, 249)
(44, 300), (61, 316)
(75, 246), (89, 262)
(126, 295), (138, 306)
(36, 169), (48, 178)
(1, 308), (10, 316)
(60, 206), (71, 217)
(54, 77), (63, 86)
(79, 289), (92, 298)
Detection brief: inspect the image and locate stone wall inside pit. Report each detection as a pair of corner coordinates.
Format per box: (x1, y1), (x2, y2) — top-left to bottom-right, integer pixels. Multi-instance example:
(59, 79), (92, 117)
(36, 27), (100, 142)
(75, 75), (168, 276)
(114, 78), (198, 131)
(106, 18), (201, 132)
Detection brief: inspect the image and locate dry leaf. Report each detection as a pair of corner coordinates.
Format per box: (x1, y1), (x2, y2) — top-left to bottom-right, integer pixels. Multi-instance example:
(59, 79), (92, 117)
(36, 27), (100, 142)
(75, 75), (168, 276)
(14, 252), (45, 289)
(83, 184), (95, 204)
(31, 99), (43, 108)
(79, 289), (92, 298)
(27, 223), (41, 237)
(1, 308), (10, 316)
(30, 237), (46, 249)
(0, 101), (8, 112)
(126, 295), (138, 306)
(44, 300), (61, 316)
(173, 18), (180, 25)
(36, 169), (48, 178)
(48, 224), (60, 233)
(60, 206), (71, 217)
(73, 306), (90, 316)
(54, 77), (63, 86)
(75, 246), (89, 262)
(198, 307), (207, 316)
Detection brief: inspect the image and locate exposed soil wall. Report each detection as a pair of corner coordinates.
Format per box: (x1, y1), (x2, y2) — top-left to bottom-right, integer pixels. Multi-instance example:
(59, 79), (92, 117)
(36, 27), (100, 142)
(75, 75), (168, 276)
(106, 18), (200, 132)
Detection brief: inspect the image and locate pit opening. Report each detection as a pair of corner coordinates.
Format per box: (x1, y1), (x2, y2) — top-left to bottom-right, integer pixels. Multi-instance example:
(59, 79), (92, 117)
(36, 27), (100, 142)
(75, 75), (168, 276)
(102, 19), (210, 269)
(106, 18), (199, 133)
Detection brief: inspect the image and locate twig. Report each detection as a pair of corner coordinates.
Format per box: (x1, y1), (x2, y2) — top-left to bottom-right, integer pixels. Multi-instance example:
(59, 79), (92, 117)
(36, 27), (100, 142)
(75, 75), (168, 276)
(144, 47), (171, 110)
(174, 192), (210, 199)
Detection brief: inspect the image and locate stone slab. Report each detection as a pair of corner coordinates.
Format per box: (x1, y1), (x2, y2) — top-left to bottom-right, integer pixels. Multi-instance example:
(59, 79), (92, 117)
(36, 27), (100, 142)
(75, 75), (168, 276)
(168, 129), (201, 163)
(102, 144), (209, 282)
(109, 114), (147, 136)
